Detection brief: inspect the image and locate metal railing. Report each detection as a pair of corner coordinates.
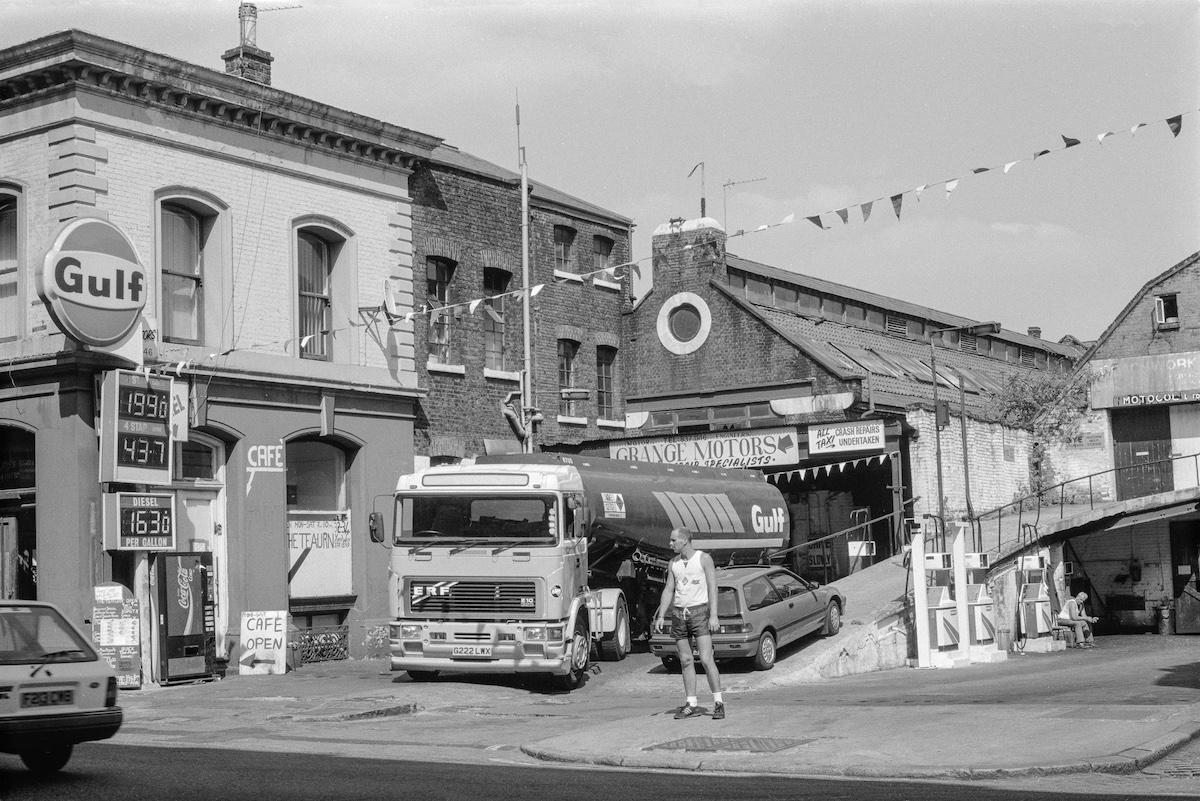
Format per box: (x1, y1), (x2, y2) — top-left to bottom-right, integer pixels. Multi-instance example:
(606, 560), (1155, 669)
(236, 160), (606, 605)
(297, 624), (350, 663)
(969, 452), (1200, 559)
(769, 497), (919, 585)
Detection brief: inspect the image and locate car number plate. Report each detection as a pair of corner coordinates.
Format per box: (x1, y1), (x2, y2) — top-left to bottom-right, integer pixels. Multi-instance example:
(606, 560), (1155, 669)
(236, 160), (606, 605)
(21, 690), (74, 708)
(451, 645), (492, 657)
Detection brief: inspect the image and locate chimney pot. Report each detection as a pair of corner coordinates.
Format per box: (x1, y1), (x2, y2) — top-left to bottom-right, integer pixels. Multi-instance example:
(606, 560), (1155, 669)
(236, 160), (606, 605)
(1027, 326), (1042, 339)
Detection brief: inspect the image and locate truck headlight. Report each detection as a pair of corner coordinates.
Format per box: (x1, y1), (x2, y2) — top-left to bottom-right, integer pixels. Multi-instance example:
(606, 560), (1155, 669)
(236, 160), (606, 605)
(398, 624), (424, 638)
(524, 626), (546, 641)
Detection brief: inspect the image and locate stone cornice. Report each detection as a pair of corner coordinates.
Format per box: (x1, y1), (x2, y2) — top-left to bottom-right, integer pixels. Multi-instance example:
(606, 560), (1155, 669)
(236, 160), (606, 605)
(0, 30), (442, 170)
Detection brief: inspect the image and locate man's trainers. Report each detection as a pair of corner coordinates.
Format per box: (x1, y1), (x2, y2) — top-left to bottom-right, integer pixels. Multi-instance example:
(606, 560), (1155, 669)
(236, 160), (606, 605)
(712, 702), (726, 720)
(674, 704), (701, 719)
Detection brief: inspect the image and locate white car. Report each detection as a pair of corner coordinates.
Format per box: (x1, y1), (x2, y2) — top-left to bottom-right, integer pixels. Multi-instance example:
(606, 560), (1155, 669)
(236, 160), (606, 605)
(0, 601), (123, 773)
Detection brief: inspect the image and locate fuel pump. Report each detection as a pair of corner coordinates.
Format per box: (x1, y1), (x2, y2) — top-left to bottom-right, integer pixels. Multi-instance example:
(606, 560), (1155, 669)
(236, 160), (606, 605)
(964, 552), (994, 644)
(1017, 553), (1058, 649)
(924, 551), (959, 650)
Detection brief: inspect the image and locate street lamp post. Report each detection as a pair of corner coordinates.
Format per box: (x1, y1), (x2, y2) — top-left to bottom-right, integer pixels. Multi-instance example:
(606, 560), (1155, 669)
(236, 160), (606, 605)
(928, 322), (1002, 546)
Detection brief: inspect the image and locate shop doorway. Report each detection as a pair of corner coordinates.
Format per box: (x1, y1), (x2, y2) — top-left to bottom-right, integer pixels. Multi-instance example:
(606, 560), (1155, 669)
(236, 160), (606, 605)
(1169, 521), (1200, 634)
(1112, 407), (1173, 500)
(0, 517), (15, 598)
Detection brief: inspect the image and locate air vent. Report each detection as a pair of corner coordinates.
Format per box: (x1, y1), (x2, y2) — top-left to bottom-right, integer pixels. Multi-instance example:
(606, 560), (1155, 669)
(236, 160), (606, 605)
(960, 333), (978, 353)
(885, 315), (908, 336)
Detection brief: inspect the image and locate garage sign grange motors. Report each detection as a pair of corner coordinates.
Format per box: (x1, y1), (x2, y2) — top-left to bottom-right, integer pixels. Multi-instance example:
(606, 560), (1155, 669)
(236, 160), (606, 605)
(38, 217), (146, 347)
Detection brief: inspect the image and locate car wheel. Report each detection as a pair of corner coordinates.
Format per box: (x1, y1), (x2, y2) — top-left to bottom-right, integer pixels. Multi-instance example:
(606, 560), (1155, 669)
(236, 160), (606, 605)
(554, 617), (590, 690)
(751, 631), (777, 671)
(406, 669), (440, 681)
(660, 656), (681, 673)
(599, 598), (630, 661)
(20, 745), (73, 774)
(822, 602), (842, 636)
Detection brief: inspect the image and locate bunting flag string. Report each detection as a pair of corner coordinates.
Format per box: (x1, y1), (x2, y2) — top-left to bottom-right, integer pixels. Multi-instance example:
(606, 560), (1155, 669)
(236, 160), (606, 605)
(772, 451), (897, 484)
(792, 107), (1194, 229)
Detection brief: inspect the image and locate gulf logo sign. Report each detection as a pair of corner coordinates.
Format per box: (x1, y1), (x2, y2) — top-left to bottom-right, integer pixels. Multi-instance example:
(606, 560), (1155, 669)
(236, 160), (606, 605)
(38, 217), (146, 347)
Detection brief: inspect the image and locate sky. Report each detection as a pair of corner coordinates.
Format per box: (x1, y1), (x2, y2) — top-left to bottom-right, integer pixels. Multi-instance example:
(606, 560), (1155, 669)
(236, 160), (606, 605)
(3, 0), (1198, 342)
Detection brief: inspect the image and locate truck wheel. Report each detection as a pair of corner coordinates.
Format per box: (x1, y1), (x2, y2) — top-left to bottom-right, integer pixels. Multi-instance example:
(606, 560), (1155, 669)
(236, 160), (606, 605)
(20, 745), (72, 773)
(406, 669), (440, 681)
(751, 631), (777, 671)
(822, 602), (842, 636)
(555, 618), (590, 691)
(599, 598), (630, 662)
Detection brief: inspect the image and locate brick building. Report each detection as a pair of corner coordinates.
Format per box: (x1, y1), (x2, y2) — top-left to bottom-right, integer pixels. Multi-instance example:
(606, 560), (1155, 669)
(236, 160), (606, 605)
(0, 29), (629, 681)
(408, 148), (631, 466)
(566, 218), (1079, 579)
(1031, 250), (1200, 634)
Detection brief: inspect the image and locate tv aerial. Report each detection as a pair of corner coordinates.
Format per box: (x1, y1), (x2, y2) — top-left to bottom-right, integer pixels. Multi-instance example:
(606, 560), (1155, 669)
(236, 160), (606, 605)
(238, 2), (303, 48)
(722, 177), (767, 231)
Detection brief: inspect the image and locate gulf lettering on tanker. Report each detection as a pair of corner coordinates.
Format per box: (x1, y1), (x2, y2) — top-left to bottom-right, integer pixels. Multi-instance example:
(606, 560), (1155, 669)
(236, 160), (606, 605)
(652, 491), (786, 550)
(609, 427), (799, 469)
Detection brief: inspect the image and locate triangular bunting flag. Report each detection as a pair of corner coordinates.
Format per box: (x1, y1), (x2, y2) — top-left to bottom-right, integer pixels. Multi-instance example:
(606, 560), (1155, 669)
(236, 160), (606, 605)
(1168, 115), (1182, 137)
(1097, 131), (1115, 144)
(835, 208), (849, 224)
(300, 335), (313, 347)
(531, 284), (545, 297)
(468, 299), (483, 314)
(914, 184), (927, 200)
(891, 194), (903, 218)
(780, 213), (796, 224)
(1003, 161), (1019, 174)
(1131, 123), (1148, 135)
(806, 215), (826, 230)
(972, 167), (990, 174)
(404, 311), (415, 322)
(945, 179), (959, 199)
(1033, 149), (1050, 159)
(861, 201), (873, 223)
(1061, 135), (1080, 147)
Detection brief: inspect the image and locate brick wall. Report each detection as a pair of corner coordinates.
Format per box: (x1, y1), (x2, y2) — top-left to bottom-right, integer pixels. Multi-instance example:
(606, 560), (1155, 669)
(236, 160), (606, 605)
(625, 222), (846, 401)
(1068, 524), (1174, 629)
(905, 407), (1033, 519)
(410, 161), (631, 459)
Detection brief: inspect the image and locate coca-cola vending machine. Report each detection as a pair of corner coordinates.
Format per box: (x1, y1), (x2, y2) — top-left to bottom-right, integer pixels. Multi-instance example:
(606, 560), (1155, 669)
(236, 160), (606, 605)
(156, 552), (216, 683)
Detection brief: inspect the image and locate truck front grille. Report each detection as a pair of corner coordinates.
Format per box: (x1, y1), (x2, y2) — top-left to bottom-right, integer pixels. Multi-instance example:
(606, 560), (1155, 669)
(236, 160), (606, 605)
(407, 579), (538, 616)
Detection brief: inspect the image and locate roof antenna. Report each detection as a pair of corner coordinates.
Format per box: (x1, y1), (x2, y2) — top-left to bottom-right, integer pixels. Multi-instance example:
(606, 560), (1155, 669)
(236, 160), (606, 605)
(239, 1), (302, 47)
(687, 162), (706, 218)
(722, 177), (767, 231)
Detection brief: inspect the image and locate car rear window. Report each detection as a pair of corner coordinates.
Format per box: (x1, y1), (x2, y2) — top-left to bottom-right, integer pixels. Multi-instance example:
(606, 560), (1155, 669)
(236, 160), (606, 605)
(0, 606), (97, 665)
(716, 586), (740, 616)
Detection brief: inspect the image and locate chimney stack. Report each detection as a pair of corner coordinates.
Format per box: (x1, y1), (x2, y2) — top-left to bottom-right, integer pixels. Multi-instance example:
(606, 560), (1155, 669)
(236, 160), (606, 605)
(1027, 326), (1042, 339)
(222, 3), (274, 85)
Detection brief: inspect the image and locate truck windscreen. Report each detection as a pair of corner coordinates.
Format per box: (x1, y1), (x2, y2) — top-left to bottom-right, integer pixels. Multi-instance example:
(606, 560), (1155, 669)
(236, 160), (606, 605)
(400, 495), (558, 543)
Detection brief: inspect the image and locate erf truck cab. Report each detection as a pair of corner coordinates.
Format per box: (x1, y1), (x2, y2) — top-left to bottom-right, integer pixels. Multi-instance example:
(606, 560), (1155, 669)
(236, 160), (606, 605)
(375, 453), (788, 690)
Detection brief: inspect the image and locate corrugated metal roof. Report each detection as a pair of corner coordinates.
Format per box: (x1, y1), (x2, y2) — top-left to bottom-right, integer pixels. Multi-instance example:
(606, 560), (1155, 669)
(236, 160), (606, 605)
(726, 253), (1078, 357)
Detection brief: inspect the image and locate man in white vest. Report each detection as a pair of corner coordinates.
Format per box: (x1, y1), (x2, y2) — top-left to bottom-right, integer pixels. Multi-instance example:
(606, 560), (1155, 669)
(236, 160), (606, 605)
(1058, 591), (1098, 648)
(653, 527), (725, 719)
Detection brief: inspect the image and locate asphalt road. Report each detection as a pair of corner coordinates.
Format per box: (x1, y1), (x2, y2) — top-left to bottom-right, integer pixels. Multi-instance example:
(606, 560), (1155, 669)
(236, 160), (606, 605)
(1, 744), (1190, 801)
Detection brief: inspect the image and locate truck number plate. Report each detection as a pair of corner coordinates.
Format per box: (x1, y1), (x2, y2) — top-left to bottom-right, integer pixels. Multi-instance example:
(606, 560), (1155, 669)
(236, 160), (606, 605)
(451, 645), (492, 657)
(22, 690), (73, 708)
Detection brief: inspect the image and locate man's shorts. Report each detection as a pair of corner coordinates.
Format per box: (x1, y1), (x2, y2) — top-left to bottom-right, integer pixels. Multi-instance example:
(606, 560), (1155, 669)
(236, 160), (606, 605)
(670, 604), (712, 640)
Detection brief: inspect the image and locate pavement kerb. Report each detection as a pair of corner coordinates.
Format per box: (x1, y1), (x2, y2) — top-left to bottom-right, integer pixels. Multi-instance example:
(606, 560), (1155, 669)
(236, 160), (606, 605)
(518, 718), (1200, 779)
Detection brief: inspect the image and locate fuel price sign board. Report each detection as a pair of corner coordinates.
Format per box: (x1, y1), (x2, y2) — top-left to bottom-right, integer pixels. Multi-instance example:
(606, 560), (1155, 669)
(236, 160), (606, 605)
(101, 369), (174, 484)
(104, 492), (176, 551)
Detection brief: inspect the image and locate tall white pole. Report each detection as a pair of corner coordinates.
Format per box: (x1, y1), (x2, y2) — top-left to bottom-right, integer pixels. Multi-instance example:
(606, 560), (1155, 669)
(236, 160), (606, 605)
(518, 106), (534, 453)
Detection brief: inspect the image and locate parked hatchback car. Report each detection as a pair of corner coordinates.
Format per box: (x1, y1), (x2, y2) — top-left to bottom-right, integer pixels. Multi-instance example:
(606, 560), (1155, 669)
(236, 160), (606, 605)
(650, 565), (845, 671)
(0, 601), (123, 773)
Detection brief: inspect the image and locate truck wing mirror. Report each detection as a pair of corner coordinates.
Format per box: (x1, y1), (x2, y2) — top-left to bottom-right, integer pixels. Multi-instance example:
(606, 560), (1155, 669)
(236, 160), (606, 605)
(369, 511), (386, 543)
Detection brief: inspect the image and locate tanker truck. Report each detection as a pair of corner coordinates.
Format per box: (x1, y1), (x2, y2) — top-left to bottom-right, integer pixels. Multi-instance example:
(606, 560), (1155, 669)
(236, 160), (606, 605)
(372, 452), (789, 690)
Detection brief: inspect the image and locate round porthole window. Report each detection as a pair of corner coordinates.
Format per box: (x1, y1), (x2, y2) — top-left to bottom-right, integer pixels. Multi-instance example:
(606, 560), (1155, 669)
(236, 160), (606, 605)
(657, 292), (711, 355)
(669, 305), (702, 342)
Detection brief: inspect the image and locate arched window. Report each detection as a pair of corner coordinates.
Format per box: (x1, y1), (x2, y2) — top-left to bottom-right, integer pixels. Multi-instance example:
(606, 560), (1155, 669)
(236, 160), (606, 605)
(286, 440), (346, 510)
(294, 219), (353, 362)
(0, 187), (22, 341)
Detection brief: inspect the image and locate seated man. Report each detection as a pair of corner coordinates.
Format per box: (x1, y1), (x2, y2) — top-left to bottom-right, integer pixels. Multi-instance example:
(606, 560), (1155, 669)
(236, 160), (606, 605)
(1058, 592), (1098, 648)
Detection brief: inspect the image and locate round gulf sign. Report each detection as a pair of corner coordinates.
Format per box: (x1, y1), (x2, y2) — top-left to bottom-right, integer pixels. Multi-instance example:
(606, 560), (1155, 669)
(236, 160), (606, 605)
(39, 217), (146, 347)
